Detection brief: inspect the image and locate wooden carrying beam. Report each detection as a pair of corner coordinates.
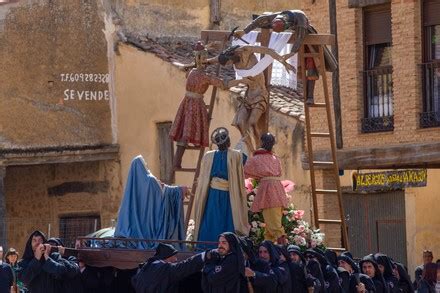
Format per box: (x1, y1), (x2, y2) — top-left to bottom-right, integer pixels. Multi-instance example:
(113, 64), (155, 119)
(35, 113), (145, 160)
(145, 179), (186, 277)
(201, 30), (335, 46)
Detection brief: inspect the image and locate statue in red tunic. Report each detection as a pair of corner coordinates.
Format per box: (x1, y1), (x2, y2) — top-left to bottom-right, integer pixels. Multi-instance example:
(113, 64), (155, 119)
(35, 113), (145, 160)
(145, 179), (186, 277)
(169, 42), (225, 168)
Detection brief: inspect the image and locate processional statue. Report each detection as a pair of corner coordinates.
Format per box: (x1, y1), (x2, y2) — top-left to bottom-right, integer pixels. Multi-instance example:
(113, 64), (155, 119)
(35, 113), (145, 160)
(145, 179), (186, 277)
(208, 45), (295, 153)
(235, 10), (338, 105)
(169, 42), (227, 168)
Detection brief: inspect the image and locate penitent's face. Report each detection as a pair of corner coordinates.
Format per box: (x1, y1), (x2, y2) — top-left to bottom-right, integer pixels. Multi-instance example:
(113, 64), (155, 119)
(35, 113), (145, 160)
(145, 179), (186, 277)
(290, 252), (300, 263)
(259, 246), (270, 262)
(32, 235), (44, 252)
(362, 262), (376, 278)
(338, 260), (353, 273)
(217, 236), (230, 256)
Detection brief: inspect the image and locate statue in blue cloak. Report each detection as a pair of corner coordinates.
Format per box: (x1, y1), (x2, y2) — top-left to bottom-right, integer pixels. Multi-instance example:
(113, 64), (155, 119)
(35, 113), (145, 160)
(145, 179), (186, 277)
(114, 155), (185, 249)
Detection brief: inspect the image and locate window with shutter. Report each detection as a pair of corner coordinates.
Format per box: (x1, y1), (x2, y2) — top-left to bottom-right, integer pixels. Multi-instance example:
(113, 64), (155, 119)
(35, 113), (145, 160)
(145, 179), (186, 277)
(362, 4), (394, 133)
(59, 215), (101, 248)
(420, 0), (440, 128)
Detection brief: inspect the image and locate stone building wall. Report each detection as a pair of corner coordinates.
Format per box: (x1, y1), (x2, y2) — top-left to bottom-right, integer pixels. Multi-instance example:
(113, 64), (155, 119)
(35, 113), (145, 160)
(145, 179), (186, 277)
(3, 159), (122, 250)
(0, 0), (113, 148)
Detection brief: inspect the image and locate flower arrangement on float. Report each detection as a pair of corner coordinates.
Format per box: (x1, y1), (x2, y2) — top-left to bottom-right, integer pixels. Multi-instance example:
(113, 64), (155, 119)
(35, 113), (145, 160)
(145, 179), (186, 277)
(246, 178), (326, 250)
(186, 178), (326, 251)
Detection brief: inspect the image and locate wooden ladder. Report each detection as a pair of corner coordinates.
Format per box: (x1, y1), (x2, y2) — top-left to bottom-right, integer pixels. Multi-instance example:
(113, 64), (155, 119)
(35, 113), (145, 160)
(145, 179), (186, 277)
(176, 34), (229, 229)
(299, 40), (349, 252)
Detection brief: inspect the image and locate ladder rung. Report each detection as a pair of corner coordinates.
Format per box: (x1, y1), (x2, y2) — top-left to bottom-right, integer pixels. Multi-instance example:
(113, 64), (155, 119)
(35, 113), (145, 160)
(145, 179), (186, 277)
(174, 167), (197, 172)
(315, 189), (338, 194)
(304, 52), (320, 58)
(318, 219), (342, 224)
(308, 102), (326, 108)
(312, 161), (334, 166)
(310, 132), (330, 137)
(326, 247), (346, 252)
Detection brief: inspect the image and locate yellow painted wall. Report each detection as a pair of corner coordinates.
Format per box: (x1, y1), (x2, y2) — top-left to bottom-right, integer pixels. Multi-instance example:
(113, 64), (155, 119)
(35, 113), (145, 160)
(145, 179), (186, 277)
(0, 0), (112, 148)
(406, 169), (440, 278)
(114, 44), (241, 189)
(339, 169), (440, 277)
(114, 44), (311, 218)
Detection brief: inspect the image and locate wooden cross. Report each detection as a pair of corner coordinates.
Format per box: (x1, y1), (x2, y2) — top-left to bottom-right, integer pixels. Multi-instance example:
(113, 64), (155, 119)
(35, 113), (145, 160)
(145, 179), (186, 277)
(200, 29), (335, 133)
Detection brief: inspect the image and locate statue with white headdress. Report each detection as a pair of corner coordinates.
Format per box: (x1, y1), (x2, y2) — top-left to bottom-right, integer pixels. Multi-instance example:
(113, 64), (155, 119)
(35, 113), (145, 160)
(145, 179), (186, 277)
(192, 127), (250, 243)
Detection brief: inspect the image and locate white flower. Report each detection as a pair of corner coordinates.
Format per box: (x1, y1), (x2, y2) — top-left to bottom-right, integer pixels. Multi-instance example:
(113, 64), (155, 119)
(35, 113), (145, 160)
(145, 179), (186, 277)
(251, 221), (258, 228)
(310, 233), (324, 245)
(293, 235), (306, 246)
(248, 195), (255, 202)
(188, 219), (195, 226)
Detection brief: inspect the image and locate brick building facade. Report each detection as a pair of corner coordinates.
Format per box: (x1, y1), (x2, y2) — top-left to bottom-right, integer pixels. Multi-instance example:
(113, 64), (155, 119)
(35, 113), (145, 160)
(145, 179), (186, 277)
(299, 0), (440, 273)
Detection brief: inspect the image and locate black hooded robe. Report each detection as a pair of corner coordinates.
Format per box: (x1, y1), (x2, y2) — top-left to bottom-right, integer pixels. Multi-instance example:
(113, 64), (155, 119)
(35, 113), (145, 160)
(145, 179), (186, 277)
(132, 253), (204, 293)
(202, 233), (245, 293)
(273, 245), (293, 293)
(286, 245), (308, 293)
(0, 262), (13, 293)
(59, 256), (84, 293)
(18, 231), (69, 293)
(394, 263), (414, 293)
(338, 268), (351, 293)
(202, 252), (242, 293)
(374, 254), (399, 293)
(337, 253), (360, 293)
(305, 249), (342, 293)
(360, 256), (387, 293)
(250, 259), (278, 293)
(348, 273), (376, 293)
(306, 259), (325, 293)
(45, 238), (82, 293)
(289, 261), (308, 293)
(79, 265), (101, 293)
(258, 241), (291, 293)
(238, 237), (276, 293)
(413, 265), (423, 290)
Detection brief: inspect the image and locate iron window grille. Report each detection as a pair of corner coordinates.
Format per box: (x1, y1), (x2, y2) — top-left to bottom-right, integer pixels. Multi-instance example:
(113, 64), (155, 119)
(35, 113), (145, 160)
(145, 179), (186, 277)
(59, 215), (101, 248)
(362, 65), (394, 133)
(420, 21), (440, 128)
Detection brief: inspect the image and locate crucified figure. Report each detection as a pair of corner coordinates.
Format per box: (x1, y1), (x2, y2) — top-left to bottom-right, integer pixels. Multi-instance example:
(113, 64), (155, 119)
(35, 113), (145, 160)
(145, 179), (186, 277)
(234, 10), (338, 105)
(208, 45), (295, 153)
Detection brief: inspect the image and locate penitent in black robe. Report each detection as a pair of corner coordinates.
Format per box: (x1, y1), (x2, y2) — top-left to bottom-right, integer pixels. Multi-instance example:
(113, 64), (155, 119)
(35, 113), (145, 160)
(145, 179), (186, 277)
(132, 254), (204, 293)
(202, 253), (242, 293)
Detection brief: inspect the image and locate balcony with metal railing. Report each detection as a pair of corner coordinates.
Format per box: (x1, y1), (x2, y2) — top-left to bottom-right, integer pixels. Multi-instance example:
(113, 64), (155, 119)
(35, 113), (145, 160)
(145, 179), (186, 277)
(420, 61), (440, 128)
(361, 66), (394, 133)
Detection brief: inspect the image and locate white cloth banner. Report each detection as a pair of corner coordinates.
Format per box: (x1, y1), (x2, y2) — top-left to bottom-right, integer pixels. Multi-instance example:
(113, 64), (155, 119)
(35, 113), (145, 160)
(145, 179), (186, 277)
(231, 31), (297, 89)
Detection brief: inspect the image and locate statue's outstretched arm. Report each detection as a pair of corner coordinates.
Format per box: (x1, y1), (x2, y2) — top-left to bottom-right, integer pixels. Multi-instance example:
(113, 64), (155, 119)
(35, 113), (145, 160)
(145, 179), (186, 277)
(282, 27), (307, 61)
